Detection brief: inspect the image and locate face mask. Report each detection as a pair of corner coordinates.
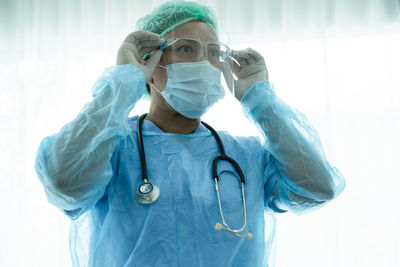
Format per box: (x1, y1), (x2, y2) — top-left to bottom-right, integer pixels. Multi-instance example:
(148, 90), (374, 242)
(151, 61), (225, 119)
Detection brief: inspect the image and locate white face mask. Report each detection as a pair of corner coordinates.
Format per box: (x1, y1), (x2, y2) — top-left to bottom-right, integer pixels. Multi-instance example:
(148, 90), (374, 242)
(151, 61), (225, 119)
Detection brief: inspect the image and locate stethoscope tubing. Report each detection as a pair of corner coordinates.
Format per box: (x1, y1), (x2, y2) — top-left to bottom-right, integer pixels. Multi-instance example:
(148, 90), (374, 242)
(136, 113), (252, 238)
(137, 114), (149, 182)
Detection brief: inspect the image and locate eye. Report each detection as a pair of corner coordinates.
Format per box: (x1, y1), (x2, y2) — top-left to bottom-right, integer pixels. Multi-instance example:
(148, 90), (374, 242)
(177, 45), (194, 53)
(208, 48), (220, 58)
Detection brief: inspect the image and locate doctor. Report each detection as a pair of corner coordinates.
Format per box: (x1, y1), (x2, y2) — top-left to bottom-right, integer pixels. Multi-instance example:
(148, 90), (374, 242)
(35, 1), (345, 266)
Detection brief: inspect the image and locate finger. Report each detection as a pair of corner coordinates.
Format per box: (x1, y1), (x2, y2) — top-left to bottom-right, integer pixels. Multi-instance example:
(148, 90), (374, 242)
(117, 43), (139, 64)
(146, 50), (163, 69)
(240, 49), (257, 65)
(236, 62), (266, 78)
(138, 37), (164, 49)
(236, 66), (259, 79)
(122, 36), (164, 59)
(120, 42), (140, 59)
(138, 45), (162, 56)
(232, 50), (252, 66)
(126, 40), (163, 52)
(232, 50), (246, 60)
(232, 55), (248, 67)
(123, 32), (164, 54)
(246, 56), (256, 65)
(136, 40), (165, 57)
(119, 42), (148, 62)
(242, 48), (259, 64)
(124, 31), (161, 44)
(245, 48), (265, 63)
(232, 50), (253, 59)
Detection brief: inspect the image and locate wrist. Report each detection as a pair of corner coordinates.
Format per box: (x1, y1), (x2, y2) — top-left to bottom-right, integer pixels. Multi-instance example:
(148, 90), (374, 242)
(240, 81), (275, 116)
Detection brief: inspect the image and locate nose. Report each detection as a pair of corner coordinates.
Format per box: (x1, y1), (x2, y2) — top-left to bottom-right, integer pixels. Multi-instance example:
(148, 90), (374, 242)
(198, 45), (208, 62)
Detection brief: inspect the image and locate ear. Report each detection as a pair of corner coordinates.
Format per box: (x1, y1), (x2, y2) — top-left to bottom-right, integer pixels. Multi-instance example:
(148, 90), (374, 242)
(146, 77), (154, 94)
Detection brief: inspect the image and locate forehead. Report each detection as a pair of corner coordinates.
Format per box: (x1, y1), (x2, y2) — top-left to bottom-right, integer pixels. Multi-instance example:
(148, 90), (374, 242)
(164, 21), (217, 42)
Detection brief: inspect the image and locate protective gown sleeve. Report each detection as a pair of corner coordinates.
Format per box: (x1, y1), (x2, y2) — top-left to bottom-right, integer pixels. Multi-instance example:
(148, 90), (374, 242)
(241, 81), (345, 215)
(34, 64), (145, 219)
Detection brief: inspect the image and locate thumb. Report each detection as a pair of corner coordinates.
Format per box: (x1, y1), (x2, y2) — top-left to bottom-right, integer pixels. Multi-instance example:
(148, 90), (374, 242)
(146, 50), (163, 70)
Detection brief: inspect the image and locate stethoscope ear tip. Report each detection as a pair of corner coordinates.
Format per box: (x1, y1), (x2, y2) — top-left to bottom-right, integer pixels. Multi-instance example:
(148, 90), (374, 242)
(245, 233), (253, 239)
(215, 223), (253, 239)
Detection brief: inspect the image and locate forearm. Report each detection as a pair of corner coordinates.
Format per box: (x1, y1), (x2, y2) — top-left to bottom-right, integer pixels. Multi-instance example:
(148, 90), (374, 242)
(259, 101), (333, 198)
(35, 64), (145, 210)
(242, 81), (345, 206)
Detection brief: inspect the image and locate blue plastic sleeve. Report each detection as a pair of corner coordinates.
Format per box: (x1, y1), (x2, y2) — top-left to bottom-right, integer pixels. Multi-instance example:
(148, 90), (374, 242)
(241, 81), (345, 215)
(35, 64), (145, 218)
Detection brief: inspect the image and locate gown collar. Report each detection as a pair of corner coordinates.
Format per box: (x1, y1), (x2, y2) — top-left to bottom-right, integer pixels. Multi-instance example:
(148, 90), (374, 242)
(142, 118), (208, 134)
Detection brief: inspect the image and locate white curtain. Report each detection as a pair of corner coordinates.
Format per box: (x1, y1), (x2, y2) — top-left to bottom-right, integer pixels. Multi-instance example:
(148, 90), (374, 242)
(1, 0), (399, 266)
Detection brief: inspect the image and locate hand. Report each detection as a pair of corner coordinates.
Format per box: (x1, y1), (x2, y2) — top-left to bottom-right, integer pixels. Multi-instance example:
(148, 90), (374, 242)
(223, 48), (269, 101)
(117, 31), (164, 83)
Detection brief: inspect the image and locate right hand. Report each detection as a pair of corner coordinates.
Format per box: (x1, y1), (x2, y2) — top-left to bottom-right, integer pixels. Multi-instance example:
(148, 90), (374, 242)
(117, 31), (164, 83)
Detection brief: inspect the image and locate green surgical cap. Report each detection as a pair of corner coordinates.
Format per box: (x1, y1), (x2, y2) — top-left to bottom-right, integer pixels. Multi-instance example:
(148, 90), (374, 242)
(136, 0), (218, 37)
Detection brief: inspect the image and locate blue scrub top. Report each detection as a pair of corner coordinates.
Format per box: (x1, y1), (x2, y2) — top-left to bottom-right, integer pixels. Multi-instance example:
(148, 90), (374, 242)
(35, 64), (345, 267)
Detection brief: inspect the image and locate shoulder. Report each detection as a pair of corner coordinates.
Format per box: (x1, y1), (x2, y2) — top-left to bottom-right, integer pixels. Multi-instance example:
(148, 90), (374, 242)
(110, 116), (139, 154)
(218, 130), (262, 145)
(217, 131), (264, 155)
(127, 115), (140, 133)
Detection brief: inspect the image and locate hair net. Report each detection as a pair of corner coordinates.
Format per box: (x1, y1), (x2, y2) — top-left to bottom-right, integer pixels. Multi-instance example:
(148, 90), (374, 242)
(136, 0), (218, 37)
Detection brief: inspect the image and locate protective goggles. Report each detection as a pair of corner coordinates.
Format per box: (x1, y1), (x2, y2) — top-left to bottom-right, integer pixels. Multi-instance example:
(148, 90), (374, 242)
(161, 37), (231, 65)
(143, 37), (238, 95)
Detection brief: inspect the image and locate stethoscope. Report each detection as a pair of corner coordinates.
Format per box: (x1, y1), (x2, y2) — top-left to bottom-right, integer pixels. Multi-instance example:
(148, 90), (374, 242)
(136, 114), (253, 239)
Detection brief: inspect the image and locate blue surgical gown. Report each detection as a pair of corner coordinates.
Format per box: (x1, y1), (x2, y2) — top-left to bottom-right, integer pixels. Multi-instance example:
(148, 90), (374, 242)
(35, 64), (345, 267)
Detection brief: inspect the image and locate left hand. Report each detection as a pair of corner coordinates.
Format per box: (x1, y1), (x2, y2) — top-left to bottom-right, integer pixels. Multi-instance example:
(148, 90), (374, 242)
(223, 48), (269, 101)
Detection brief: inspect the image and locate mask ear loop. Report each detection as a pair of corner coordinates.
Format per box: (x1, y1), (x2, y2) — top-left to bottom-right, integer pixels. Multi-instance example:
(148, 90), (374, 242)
(150, 83), (162, 95)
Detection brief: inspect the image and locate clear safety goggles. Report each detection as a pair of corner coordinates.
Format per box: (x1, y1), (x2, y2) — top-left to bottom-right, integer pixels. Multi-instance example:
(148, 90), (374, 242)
(161, 37), (231, 66)
(159, 37), (237, 94)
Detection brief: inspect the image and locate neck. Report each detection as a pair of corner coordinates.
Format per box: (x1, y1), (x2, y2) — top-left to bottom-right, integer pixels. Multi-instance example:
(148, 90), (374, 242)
(146, 98), (200, 135)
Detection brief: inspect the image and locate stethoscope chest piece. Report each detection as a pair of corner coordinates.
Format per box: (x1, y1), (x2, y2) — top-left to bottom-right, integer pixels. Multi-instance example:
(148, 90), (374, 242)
(136, 181), (160, 204)
(135, 114), (251, 239)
